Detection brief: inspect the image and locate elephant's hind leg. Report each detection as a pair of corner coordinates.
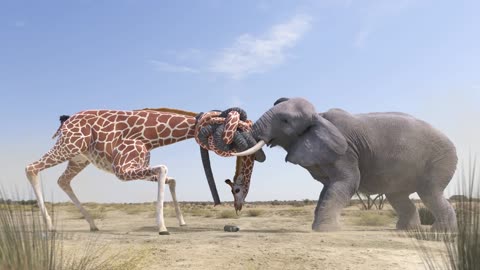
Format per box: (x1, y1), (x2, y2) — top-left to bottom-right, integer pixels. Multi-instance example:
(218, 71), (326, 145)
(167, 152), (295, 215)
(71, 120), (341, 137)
(417, 153), (458, 231)
(417, 190), (457, 231)
(386, 192), (420, 230)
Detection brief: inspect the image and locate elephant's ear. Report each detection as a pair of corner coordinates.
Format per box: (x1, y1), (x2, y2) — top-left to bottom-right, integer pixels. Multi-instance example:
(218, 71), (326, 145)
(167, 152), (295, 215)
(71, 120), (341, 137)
(274, 97), (289, 106)
(286, 114), (347, 167)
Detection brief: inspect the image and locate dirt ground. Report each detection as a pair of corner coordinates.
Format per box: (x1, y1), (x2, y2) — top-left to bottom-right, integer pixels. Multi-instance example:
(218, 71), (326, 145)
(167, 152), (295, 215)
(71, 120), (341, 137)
(52, 202), (445, 270)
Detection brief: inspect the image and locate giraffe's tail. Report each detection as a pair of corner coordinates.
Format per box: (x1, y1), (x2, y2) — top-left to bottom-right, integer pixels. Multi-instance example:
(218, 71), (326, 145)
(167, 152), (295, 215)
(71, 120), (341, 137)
(51, 115), (70, 139)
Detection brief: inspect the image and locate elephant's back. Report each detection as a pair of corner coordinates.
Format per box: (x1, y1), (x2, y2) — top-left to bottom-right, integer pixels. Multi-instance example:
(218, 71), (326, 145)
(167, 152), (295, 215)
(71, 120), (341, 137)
(323, 109), (457, 193)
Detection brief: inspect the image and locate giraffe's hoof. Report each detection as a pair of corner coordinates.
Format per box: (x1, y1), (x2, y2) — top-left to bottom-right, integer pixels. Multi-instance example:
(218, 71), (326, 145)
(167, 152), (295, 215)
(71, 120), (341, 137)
(90, 227), (99, 232)
(159, 231), (170, 235)
(180, 224), (187, 227)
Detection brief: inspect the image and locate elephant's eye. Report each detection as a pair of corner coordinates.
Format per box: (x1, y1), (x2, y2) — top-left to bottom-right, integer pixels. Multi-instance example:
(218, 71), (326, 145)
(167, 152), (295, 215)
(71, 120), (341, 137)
(234, 188), (240, 194)
(281, 118), (288, 124)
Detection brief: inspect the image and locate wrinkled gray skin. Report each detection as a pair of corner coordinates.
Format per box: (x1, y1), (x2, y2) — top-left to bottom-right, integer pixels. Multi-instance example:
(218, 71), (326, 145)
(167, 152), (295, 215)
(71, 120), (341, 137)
(247, 97), (458, 232)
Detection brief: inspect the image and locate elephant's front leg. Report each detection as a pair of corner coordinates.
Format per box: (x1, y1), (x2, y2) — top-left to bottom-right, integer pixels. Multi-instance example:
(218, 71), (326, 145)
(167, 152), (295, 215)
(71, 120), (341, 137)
(312, 164), (360, 232)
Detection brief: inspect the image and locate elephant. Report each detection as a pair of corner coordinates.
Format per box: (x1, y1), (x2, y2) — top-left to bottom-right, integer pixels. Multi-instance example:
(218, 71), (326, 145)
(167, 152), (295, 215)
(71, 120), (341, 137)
(233, 97), (458, 232)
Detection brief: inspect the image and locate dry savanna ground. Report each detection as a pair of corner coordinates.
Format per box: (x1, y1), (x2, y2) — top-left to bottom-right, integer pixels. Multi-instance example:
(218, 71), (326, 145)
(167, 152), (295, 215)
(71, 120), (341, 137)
(25, 200), (451, 270)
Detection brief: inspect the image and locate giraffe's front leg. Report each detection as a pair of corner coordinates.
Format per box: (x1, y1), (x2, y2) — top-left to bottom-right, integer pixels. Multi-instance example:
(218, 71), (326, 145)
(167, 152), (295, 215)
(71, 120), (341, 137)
(166, 176), (186, 226)
(112, 141), (172, 235)
(152, 165), (170, 235)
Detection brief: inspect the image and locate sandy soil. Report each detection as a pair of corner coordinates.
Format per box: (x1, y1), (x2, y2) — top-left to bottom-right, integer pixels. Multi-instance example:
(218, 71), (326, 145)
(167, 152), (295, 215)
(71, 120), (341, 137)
(52, 203), (445, 270)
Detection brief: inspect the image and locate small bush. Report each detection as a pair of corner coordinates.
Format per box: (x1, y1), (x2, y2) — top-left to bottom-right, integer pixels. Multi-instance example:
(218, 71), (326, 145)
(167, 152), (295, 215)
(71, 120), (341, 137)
(418, 207), (435, 225)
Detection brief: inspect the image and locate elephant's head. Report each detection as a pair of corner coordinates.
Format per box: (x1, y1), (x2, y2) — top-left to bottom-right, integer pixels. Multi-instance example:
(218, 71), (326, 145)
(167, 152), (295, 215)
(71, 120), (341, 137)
(232, 97), (348, 167)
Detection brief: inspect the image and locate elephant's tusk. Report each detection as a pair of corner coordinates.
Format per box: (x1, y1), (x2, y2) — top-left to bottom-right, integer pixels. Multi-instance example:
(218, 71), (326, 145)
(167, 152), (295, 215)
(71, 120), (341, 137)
(231, 140), (266, 156)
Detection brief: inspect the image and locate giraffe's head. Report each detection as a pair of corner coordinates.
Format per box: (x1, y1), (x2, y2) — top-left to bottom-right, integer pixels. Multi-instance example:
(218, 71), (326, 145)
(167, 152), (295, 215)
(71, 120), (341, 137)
(224, 155), (255, 212)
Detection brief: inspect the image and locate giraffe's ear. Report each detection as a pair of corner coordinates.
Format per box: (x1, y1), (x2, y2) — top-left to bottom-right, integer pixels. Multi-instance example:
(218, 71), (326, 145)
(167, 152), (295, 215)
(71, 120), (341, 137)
(225, 179), (234, 188)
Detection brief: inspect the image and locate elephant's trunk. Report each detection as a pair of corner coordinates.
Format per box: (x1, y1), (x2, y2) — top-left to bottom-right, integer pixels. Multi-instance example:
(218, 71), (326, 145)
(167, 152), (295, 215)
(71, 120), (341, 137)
(200, 147), (221, 205)
(231, 110), (273, 157)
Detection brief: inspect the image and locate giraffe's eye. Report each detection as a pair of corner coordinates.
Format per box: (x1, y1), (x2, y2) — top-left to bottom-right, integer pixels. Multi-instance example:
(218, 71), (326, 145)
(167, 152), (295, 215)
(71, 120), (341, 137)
(234, 188), (240, 194)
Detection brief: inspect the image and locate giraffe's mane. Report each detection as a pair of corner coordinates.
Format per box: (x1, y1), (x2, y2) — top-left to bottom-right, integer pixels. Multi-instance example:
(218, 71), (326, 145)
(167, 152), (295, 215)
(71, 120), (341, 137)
(135, 107), (198, 117)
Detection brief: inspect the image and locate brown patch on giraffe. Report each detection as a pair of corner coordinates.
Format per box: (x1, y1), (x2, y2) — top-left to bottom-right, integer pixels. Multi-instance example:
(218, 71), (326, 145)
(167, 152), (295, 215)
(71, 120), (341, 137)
(81, 125), (90, 136)
(168, 116), (187, 128)
(97, 132), (107, 142)
(66, 144), (77, 152)
(176, 120), (190, 130)
(70, 127), (80, 133)
(106, 114), (117, 123)
(164, 138), (174, 145)
(115, 122), (129, 131)
(172, 128), (187, 138)
(106, 132), (116, 142)
(135, 117), (146, 125)
(157, 115), (171, 124)
(158, 126), (171, 138)
(144, 127), (158, 140)
(103, 122), (115, 132)
(95, 142), (105, 151)
(96, 117), (105, 126)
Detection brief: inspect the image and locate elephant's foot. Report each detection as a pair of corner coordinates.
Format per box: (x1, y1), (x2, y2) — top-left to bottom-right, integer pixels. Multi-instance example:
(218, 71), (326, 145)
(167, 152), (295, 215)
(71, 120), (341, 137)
(396, 215), (421, 230)
(431, 221), (457, 233)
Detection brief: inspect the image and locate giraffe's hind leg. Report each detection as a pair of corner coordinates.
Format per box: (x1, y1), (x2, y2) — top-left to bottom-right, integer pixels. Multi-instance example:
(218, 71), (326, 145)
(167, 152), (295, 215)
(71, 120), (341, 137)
(166, 177), (186, 226)
(57, 156), (99, 231)
(26, 136), (88, 231)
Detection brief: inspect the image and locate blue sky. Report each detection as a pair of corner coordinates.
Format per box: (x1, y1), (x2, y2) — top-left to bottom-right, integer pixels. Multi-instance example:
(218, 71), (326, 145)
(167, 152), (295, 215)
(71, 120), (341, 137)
(0, 0), (479, 203)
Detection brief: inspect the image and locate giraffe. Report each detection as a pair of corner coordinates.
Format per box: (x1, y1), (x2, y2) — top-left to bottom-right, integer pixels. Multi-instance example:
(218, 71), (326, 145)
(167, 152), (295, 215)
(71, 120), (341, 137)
(25, 107), (258, 235)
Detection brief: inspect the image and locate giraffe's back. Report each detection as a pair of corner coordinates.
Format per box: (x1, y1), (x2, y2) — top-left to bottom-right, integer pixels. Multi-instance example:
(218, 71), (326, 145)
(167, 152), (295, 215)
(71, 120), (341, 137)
(57, 109), (196, 174)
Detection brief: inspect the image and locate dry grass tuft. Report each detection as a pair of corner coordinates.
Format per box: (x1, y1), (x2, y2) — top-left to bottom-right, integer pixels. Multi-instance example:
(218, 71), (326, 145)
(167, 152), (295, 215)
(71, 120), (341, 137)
(246, 209), (265, 217)
(0, 188), (144, 270)
(353, 211), (393, 226)
(217, 210), (239, 219)
(408, 156), (480, 269)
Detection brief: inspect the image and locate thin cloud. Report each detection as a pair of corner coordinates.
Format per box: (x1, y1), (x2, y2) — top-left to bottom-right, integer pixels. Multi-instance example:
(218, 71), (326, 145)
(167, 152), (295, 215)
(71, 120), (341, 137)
(353, 29), (370, 48)
(210, 14), (312, 79)
(229, 95), (244, 107)
(149, 60), (199, 73)
(353, 0), (418, 48)
(14, 20), (26, 27)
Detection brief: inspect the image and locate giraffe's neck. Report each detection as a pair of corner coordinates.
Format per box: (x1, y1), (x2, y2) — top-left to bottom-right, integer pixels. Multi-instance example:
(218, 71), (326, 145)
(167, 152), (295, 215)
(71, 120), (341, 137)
(144, 112), (197, 149)
(235, 155), (255, 194)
